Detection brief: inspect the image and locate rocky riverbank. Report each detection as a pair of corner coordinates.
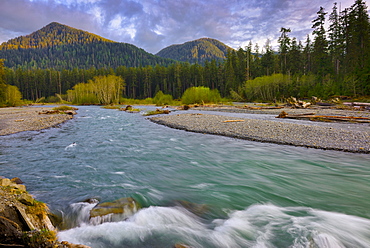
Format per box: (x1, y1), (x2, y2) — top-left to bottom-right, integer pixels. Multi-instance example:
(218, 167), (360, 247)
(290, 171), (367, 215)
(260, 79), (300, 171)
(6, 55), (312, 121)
(0, 177), (90, 247)
(150, 109), (370, 153)
(0, 106), (75, 136)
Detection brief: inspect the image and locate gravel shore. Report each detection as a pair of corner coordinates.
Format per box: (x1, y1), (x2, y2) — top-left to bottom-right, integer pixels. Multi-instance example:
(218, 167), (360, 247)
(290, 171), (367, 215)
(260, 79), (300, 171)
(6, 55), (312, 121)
(0, 106), (73, 136)
(150, 110), (370, 153)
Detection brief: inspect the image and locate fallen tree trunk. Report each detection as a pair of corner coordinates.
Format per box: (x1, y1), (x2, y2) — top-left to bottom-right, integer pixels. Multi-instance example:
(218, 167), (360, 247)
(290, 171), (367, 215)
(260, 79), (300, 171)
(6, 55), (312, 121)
(343, 102), (370, 107)
(237, 106), (284, 110)
(276, 112), (370, 123)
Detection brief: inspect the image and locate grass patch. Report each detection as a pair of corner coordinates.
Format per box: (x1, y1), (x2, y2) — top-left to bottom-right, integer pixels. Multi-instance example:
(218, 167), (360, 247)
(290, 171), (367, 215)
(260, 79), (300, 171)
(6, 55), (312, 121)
(102, 105), (121, 109)
(23, 229), (57, 248)
(26, 200), (48, 215)
(52, 106), (77, 111)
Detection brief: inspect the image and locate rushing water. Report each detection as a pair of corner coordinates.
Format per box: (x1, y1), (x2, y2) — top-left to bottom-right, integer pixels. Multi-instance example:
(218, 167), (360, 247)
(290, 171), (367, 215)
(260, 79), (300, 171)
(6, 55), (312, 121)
(0, 106), (370, 248)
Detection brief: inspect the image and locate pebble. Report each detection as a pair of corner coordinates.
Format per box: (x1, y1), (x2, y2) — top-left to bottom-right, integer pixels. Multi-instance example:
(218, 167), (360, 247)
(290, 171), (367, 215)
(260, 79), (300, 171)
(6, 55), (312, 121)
(0, 107), (73, 136)
(150, 113), (370, 153)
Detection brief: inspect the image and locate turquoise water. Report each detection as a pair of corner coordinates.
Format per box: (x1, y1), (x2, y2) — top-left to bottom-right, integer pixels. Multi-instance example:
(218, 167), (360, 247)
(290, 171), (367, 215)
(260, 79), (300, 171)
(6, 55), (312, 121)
(1, 106), (369, 247)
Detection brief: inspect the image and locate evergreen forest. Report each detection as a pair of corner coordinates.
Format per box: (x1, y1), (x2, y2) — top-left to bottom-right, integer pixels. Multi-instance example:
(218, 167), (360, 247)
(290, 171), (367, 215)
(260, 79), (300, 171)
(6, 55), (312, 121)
(1, 0), (369, 105)
(155, 38), (232, 64)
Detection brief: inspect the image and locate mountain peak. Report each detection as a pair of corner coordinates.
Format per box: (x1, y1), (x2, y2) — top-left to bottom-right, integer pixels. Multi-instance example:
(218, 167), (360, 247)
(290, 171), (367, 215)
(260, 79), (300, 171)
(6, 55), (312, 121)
(156, 37), (233, 64)
(0, 22), (114, 50)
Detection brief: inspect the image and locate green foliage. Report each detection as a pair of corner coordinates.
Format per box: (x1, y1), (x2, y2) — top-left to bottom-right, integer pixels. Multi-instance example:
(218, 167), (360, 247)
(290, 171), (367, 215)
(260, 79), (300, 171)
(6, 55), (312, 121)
(153, 90), (173, 106)
(229, 89), (244, 102)
(102, 105), (121, 109)
(119, 97), (153, 105)
(3, 85), (23, 106)
(67, 75), (124, 105)
(243, 74), (292, 101)
(181, 86), (221, 104)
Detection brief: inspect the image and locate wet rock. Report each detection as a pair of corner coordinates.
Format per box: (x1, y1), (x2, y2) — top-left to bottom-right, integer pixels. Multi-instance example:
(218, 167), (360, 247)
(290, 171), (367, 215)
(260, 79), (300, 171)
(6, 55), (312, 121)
(17, 193), (35, 206)
(121, 105), (133, 111)
(174, 244), (194, 248)
(173, 200), (209, 217)
(0, 178), (11, 187)
(0, 216), (23, 244)
(0, 178), (26, 192)
(83, 198), (99, 204)
(61, 241), (91, 248)
(90, 197), (140, 224)
(13, 184), (26, 192)
(11, 177), (24, 185)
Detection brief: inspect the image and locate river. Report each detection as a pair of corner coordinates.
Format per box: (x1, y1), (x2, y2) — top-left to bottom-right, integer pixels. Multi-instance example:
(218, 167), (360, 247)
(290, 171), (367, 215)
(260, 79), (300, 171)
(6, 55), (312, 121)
(0, 106), (369, 247)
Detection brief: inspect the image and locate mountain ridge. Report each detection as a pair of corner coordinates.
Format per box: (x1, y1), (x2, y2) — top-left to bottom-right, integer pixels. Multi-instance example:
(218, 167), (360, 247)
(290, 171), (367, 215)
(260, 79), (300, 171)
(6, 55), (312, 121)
(0, 22), (115, 50)
(156, 38), (233, 64)
(0, 22), (175, 69)
(0, 22), (231, 69)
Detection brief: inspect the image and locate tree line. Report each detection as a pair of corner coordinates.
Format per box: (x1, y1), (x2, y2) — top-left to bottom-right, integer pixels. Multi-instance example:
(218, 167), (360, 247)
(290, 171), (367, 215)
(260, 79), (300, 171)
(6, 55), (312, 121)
(227, 0), (370, 101)
(2, 0), (370, 103)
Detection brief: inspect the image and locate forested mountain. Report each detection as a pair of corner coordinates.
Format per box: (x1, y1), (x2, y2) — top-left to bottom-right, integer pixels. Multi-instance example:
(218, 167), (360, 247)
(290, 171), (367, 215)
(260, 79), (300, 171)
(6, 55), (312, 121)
(2, 0), (369, 102)
(156, 38), (232, 64)
(0, 22), (175, 69)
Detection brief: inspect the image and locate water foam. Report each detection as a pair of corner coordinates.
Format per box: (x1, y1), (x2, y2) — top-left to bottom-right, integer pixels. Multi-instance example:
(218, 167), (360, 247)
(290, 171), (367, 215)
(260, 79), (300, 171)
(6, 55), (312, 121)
(58, 204), (370, 248)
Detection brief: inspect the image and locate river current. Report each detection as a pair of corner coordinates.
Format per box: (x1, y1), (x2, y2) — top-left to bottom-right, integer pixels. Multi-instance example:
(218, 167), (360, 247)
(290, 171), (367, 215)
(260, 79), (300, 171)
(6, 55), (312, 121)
(0, 106), (369, 247)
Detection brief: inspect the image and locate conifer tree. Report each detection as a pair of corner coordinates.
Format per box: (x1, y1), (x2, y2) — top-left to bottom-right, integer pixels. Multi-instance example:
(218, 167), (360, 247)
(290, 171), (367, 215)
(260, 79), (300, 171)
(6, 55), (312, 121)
(278, 27), (291, 74)
(328, 3), (344, 76)
(312, 7), (331, 77)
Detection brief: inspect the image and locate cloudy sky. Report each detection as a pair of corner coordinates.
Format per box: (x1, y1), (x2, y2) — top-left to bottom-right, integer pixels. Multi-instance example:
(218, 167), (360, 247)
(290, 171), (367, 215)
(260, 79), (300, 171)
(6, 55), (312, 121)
(0, 0), (362, 54)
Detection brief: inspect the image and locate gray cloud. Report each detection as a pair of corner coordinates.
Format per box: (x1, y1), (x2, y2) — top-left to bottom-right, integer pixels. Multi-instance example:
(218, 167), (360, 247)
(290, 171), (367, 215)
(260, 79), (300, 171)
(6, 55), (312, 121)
(0, 0), (100, 40)
(0, 0), (358, 53)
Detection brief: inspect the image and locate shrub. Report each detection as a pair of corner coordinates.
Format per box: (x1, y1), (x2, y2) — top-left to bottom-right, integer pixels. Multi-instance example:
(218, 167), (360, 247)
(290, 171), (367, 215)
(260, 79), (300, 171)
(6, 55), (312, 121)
(153, 91), (173, 106)
(67, 75), (124, 105)
(243, 74), (292, 101)
(4, 85), (22, 106)
(181, 86), (221, 105)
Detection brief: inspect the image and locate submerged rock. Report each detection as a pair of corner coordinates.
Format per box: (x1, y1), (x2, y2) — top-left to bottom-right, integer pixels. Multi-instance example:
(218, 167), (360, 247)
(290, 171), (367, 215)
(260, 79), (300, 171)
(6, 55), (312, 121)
(90, 197), (140, 224)
(174, 244), (194, 248)
(173, 200), (209, 217)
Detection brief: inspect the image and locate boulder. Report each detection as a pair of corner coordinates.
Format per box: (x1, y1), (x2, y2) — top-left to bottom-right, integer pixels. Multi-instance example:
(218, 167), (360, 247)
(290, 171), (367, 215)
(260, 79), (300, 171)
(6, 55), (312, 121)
(11, 177), (24, 184)
(17, 193), (35, 206)
(90, 197), (140, 224)
(0, 178), (11, 187)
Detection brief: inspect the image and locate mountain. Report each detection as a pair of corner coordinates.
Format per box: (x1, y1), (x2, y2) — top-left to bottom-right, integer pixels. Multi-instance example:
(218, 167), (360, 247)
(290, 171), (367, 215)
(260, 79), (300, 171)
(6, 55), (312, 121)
(0, 22), (114, 50)
(156, 38), (233, 64)
(0, 22), (175, 69)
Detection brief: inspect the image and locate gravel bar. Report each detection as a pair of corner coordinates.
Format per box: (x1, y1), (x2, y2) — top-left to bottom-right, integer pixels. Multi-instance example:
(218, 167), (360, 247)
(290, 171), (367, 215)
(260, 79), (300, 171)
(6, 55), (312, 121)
(150, 113), (370, 153)
(0, 107), (73, 136)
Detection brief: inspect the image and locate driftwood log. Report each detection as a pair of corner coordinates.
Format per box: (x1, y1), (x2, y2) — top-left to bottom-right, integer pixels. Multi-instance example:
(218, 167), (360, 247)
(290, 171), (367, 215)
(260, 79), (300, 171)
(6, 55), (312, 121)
(276, 111), (370, 123)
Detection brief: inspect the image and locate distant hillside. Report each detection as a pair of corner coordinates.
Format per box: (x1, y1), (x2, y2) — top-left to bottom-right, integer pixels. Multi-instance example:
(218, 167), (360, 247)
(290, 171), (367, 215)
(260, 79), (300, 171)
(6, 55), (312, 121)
(0, 22), (175, 69)
(156, 38), (233, 64)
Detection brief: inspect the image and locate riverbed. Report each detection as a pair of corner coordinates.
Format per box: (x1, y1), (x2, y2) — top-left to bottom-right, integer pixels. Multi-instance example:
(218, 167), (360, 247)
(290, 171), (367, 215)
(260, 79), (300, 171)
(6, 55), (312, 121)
(0, 106), (369, 248)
